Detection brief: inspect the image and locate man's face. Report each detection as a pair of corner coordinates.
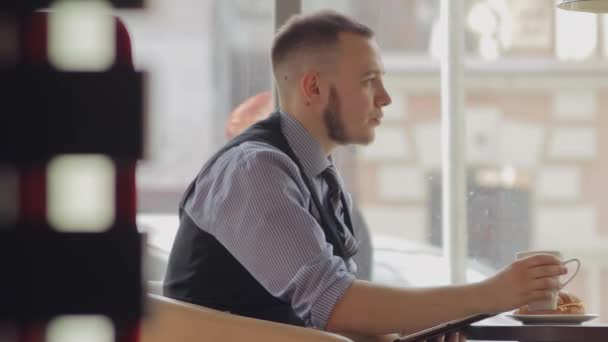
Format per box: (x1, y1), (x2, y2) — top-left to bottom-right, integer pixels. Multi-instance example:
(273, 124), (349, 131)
(322, 33), (391, 146)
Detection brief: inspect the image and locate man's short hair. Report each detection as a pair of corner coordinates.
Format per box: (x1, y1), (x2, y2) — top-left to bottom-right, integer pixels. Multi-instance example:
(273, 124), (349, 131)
(271, 10), (374, 72)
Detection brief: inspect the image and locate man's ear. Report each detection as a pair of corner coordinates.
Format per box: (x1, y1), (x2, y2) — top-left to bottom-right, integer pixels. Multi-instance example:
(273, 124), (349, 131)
(300, 70), (321, 105)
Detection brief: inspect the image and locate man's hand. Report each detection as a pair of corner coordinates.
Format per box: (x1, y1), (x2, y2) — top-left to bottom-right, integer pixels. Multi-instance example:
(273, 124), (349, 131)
(479, 254), (567, 312)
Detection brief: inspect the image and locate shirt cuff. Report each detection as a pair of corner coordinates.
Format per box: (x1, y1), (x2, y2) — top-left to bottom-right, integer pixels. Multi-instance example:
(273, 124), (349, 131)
(310, 271), (356, 330)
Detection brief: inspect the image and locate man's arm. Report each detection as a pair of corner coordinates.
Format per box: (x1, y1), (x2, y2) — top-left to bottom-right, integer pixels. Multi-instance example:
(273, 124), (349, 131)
(190, 144), (356, 328)
(326, 254), (566, 336)
(327, 280), (483, 336)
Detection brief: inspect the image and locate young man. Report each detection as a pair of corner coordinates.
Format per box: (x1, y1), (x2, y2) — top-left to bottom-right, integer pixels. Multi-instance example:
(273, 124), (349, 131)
(164, 10), (566, 341)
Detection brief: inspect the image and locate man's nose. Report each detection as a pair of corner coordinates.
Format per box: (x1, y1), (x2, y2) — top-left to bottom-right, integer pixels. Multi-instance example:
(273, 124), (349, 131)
(376, 87), (392, 107)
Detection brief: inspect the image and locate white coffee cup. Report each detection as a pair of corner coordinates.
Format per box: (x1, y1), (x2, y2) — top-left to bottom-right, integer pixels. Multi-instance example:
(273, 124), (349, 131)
(516, 250), (581, 311)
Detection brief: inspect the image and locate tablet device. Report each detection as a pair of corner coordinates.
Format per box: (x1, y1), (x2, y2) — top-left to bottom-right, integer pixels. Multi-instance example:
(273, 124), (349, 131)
(394, 313), (496, 342)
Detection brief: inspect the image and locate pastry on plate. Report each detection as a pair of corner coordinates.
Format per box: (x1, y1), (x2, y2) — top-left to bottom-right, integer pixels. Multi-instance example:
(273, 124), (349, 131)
(516, 291), (585, 315)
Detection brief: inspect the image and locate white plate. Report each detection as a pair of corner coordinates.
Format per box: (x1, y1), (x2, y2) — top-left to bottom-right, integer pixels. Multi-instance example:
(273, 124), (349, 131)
(506, 314), (598, 325)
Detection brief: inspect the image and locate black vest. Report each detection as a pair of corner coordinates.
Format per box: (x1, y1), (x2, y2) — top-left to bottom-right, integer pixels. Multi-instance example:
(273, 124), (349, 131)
(163, 112), (355, 326)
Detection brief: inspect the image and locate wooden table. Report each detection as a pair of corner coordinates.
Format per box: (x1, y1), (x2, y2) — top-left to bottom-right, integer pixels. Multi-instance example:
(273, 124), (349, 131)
(464, 324), (608, 341)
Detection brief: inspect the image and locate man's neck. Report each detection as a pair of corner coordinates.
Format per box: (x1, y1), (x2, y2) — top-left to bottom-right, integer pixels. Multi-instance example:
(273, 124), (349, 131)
(281, 108), (336, 155)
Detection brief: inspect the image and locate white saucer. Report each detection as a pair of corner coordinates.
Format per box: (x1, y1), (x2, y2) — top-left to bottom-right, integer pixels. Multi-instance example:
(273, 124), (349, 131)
(506, 314), (598, 325)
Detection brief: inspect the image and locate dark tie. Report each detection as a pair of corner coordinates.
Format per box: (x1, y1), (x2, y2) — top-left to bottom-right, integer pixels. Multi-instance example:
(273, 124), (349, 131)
(321, 165), (348, 239)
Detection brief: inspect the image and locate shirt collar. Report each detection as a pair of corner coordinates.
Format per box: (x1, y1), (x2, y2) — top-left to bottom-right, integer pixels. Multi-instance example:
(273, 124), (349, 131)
(279, 111), (331, 178)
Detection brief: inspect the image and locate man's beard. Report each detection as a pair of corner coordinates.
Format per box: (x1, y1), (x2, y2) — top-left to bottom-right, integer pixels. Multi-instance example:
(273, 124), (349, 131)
(322, 85), (349, 144)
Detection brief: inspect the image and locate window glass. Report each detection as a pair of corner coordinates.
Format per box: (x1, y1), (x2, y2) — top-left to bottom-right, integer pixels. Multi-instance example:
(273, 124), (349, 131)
(463, 2), (608, 322)
(465, 0), (602, 62)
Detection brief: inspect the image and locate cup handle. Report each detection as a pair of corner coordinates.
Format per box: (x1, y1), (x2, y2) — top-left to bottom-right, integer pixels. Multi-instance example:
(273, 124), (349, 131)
(560, 258), (581, 288)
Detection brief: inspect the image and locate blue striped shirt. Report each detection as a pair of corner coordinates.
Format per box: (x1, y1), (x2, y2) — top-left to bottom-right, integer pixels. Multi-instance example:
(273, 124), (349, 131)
(183, 111), (357, 329)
